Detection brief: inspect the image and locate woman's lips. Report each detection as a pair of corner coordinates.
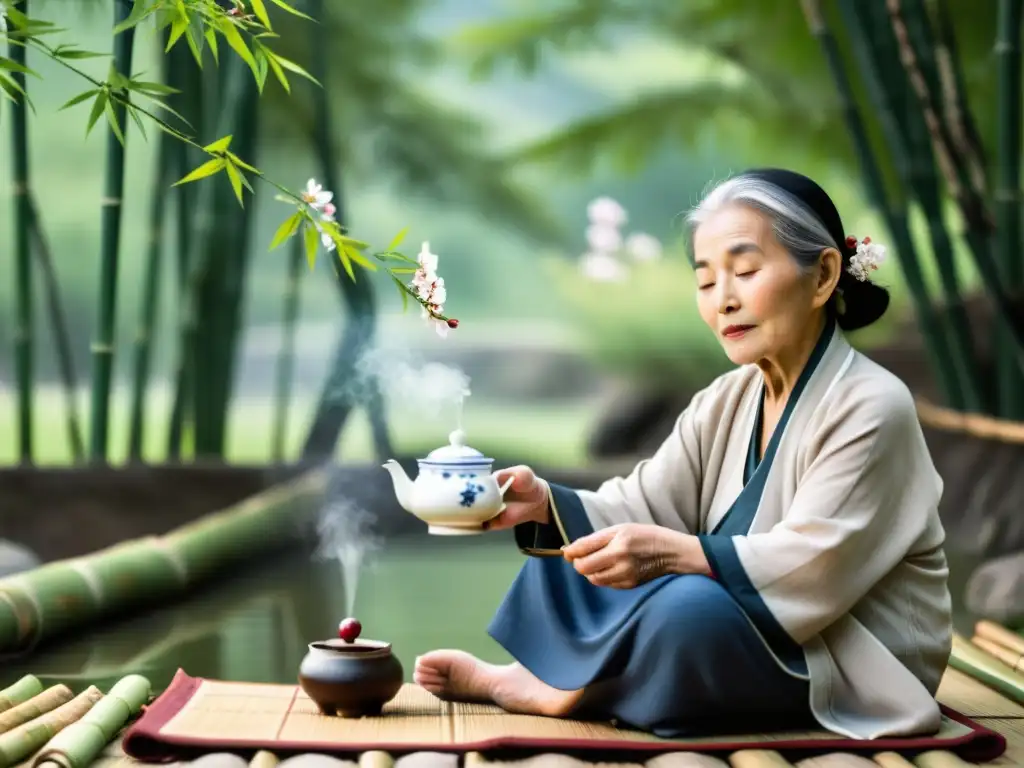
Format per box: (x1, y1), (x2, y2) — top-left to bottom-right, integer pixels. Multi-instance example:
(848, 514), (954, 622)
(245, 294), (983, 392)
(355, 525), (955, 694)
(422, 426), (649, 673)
(722, 324), (755, 339)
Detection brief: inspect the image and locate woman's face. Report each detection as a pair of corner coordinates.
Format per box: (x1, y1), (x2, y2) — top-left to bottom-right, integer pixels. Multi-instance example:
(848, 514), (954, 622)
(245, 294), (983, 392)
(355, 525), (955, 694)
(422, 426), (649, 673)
(692, 204), (837, 366)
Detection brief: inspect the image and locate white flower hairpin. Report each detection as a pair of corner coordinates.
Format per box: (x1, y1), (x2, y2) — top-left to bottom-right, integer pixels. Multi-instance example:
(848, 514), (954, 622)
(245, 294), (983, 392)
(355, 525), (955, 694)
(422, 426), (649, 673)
(844, 235), (886, 282)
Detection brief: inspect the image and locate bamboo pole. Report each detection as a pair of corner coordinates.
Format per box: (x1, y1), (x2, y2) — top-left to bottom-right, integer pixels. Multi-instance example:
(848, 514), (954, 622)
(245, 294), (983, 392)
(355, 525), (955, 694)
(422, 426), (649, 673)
(994, 0), (1024, 418)
(27, 197), (85, 463)
(272, 235), (305, 463)
(8, 0), (34, 464)
(0, 677), (43, 713)
(855, 0), (985, 412)
(300, 0), (393, 463)
(948, 632), (1024, 703)
(807, 0), (962, 408)
(32, 674), (150, 768)
(127, 43), (176, 462)
(203, 68), (261, 457)
(0, 685), (73, 734)
(0, 686), (102, 768)
(0, 468), (325, 655)
(88, 0), (136, 462)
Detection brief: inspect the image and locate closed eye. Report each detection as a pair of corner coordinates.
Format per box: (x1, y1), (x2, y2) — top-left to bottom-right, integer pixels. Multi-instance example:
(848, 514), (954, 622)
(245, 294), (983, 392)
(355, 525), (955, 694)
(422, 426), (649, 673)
(737, 270), (758, 279)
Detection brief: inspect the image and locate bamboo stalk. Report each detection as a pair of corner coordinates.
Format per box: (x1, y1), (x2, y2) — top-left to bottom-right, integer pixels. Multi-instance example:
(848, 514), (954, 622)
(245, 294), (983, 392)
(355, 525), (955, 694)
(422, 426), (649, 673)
(300, 0), (393, 463)
(912, 752), (973, 768)
(272, 235), (305, 463)
(0, 685), (102, 768)
(975, 619), (1024, 654)
(994, 0), (1024, 418)
(88, 0), (137, 463)
(203, 69), (261, 457)
(0, 469), (326, 654)
(972, 635), (1024, 673)
(0, 685), (73, 734)
(0, 677), (42, 714)
(857, 0), (985, 412)
(9, 0), (34, 464)
(26, 197), (85, 463)
(887, 0), (1024, 403)
(127, 40), (177, 462)
(872, 753), (916, 768)
(948, 632), (1024, 702)
(32, 674), (150, 768)
(809, 0), (962, 408)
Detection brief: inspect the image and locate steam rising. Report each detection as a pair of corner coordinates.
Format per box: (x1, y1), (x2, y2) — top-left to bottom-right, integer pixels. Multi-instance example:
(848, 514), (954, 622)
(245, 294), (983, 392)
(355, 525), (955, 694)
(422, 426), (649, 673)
(314, 346), (474, 618)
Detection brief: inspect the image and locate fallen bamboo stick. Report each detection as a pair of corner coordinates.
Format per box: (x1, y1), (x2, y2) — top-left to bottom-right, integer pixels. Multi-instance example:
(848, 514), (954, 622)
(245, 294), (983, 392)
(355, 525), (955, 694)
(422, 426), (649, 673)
(0, 686), (73, 734)
(0, 678), (42, 715)
(948, 632), (1024, 702)
(872, 753), (915, 768)
(32, 674), (150, 768)
(0, 686), (102, 768)
(249, 751), (279, 768)
(730, 751), (795, 768)
(975, 619), (1024, 655)
(912, 751), (973, 768)
(971, 635), (1024, 674)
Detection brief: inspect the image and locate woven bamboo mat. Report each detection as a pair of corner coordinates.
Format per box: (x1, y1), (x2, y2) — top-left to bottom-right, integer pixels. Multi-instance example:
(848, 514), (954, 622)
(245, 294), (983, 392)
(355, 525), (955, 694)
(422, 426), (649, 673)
(116, 670), (1006, 765)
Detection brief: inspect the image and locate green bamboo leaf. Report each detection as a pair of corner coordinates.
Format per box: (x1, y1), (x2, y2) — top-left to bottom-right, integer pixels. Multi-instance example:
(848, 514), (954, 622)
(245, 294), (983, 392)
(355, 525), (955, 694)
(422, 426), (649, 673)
(392, 276), (410, 312)
(204, 27), (220, 63)
(268, 53), (320, 86)
(184, 25), (204, 67)
(342, 244), (378, 272)
(389, 266), (418, 274)
(226, 151), (258, 173)
(114, 0), (155, 34)
(250, 0), (273, 30)
(337, 249), (357, 281)
(52, 48), (109, 60)
(0, 73), (25, 103)
(253, 49), (269, 93)
(85, 90), (109, 136)
(225, 162), (245, 205)
(127, 80), (179, 96)
(173, 157), (226, 186)
(264, 50), (290, 93)
(220, 21), (261, 83)
(304, 224), (319, 271)
(387, 226), (410, 251)
(165, 15), (190, 52)
(203, 135), (234, 154)
(60, 89), (100, 111)
(104, 101), (125, 145)
(127, 105), (148, 139)
(269, 211), (303, 250)
(267, 0), (315, 21)
(0, 56), (39, 77)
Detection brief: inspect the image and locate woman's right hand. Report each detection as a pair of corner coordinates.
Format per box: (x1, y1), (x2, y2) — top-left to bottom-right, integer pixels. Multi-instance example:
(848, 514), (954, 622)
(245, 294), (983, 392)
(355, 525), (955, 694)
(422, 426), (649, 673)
(485, 465), (550, 530)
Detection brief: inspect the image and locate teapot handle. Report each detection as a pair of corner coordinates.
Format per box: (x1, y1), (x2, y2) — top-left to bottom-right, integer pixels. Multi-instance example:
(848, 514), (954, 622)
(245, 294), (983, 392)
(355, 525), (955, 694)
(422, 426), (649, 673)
(497, 474), (515, 497)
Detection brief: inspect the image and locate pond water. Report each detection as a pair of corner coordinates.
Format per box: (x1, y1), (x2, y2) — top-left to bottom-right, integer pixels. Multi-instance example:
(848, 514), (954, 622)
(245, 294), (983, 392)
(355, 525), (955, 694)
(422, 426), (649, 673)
(0, 532), (527, 696)
(0, 530), (986, 697)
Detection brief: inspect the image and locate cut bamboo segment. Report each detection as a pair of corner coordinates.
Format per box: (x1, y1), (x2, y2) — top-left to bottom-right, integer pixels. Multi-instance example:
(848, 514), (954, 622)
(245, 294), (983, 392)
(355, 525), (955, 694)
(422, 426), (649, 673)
(871, 753), (916, 767)
(0, 677), (42, 714)
(730, 751), (795, 768)
(249, 751), (280, 768)
(975, 619), (1024, 656)
(359, 752), (394, 768)
(912, 751), (973, 768)
(0, 686), (102, 767)
(31, 675), (149, 768)
(0, 685), (73, 734)
(795, 754), (877, 766)
(948, 633), (1024, 702)
(972, 635), (1024, 674)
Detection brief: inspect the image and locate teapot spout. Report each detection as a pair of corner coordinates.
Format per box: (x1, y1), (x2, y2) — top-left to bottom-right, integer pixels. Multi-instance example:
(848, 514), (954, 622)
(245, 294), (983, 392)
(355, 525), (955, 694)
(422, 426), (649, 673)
(381, 460), (415, 512)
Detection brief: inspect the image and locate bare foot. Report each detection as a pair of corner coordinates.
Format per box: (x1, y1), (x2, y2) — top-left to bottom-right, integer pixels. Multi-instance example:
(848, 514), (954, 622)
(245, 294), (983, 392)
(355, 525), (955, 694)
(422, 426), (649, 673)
(414, 650), (583, 717)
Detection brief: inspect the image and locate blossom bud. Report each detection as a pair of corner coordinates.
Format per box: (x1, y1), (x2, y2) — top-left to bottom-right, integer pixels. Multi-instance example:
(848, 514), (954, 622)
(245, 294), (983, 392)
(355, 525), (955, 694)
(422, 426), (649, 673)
(447, 318), (459, 329)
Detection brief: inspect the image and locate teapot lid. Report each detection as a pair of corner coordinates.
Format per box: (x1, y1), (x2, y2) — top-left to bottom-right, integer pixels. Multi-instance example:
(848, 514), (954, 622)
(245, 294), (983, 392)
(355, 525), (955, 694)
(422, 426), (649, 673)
(420, 430), (493, 466)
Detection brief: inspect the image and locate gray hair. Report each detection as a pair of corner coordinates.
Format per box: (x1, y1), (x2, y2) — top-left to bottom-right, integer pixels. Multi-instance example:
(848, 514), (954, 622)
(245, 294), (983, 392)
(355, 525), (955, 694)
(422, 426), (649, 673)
(684, 175), (841, 270)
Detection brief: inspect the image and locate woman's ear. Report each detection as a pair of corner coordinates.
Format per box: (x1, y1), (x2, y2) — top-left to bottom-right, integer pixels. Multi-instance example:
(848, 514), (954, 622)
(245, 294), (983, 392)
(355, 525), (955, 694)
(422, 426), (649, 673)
(814, 247), (843, 307)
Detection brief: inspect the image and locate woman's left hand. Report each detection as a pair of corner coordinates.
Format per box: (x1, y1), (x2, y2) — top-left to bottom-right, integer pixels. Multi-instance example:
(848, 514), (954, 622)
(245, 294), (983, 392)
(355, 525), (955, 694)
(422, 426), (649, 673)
(561, 523), (709, 589)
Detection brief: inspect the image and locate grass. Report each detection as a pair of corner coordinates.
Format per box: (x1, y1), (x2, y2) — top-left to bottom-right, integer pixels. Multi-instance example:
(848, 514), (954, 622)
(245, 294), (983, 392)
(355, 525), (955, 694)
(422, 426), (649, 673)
(0, 385), (599, 467)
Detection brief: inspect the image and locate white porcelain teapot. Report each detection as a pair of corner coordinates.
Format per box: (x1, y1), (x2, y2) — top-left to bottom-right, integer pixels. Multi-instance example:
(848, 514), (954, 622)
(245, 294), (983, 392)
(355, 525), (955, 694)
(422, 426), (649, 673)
(382, 430), (515, 535)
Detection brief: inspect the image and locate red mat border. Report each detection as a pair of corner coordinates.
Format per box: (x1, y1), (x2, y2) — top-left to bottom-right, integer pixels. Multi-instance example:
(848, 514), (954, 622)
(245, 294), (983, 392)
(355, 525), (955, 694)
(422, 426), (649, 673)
(121, 669), (1007, 763)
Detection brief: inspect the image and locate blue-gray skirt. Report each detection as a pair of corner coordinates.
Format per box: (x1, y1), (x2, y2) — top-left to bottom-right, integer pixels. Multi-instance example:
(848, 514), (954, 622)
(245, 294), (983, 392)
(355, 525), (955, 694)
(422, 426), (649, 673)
(488, 552), (814, 737)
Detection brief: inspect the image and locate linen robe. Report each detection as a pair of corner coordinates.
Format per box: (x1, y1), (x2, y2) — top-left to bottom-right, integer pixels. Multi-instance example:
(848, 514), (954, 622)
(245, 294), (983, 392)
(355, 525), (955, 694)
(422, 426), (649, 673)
(494, 319), (953, 740)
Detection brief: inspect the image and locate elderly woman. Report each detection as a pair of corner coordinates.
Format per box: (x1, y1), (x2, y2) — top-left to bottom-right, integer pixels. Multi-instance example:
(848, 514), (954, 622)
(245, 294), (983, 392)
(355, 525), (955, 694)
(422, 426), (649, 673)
(414, 168), (953, 740)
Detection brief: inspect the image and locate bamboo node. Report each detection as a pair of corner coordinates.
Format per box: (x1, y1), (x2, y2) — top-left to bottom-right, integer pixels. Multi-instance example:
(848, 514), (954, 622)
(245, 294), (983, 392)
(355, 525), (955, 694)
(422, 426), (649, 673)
(68, 559), (105, 609)
(99, 197), (122, 206)
(89, 343), (115, 354)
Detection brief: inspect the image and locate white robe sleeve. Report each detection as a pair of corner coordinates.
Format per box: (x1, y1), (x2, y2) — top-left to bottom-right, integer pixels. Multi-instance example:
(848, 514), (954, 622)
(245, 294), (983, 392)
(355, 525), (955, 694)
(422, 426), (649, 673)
(699, 381), (943, 646)
(516, 379), (719, 555)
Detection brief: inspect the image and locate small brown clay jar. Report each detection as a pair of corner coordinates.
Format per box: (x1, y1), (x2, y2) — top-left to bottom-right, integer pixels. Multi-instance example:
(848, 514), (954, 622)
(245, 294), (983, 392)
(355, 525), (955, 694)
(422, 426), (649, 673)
(298, 638), (403, 717)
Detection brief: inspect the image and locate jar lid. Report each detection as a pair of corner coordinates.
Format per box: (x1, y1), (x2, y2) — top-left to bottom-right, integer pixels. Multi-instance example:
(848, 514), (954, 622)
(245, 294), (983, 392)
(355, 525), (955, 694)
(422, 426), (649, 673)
(313, 638), (392, 656)
(419, 430), (493, 465)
